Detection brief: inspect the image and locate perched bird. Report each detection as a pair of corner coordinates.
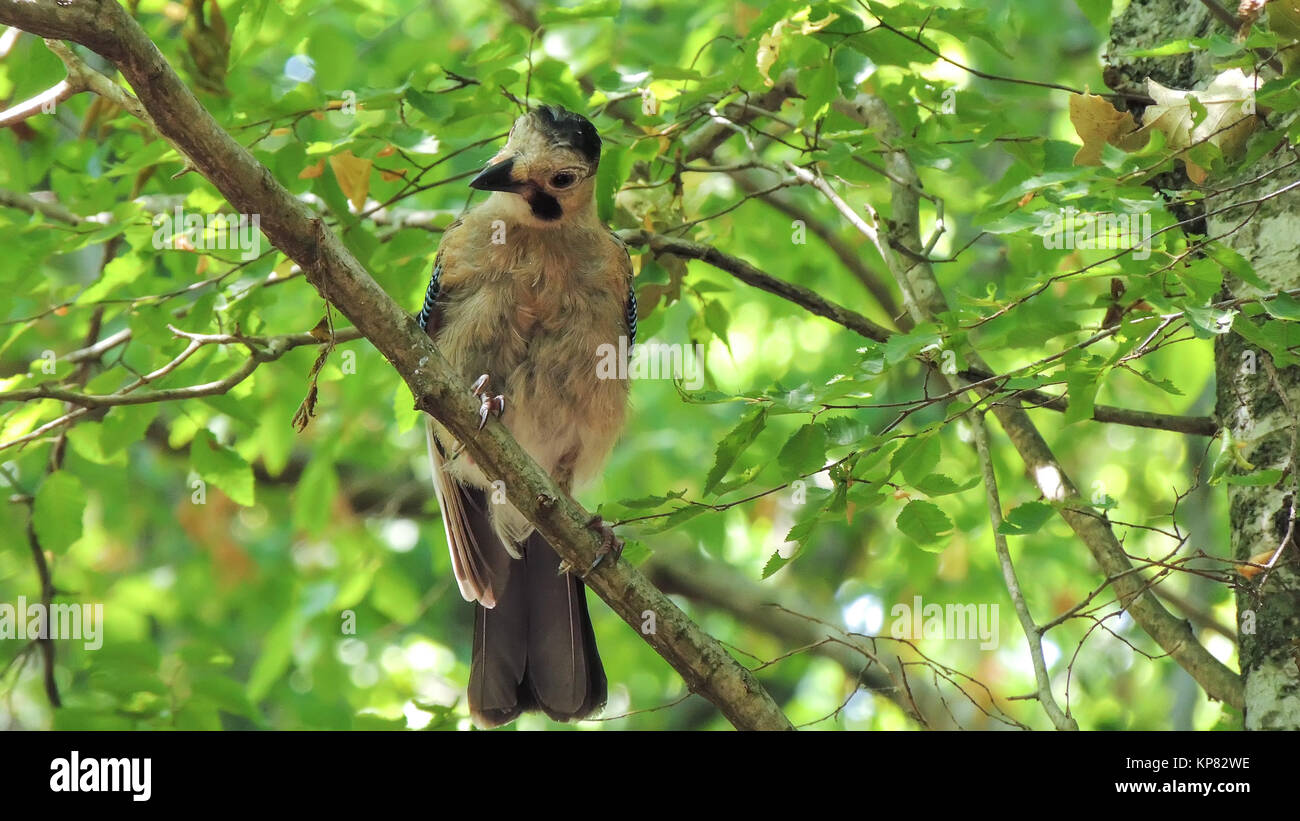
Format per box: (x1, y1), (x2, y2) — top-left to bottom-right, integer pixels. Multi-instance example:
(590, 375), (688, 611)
(416, 105), (636, 728)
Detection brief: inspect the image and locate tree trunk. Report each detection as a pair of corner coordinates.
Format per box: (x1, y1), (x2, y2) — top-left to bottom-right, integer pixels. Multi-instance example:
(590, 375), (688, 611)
(1109, 0), (1300, 729)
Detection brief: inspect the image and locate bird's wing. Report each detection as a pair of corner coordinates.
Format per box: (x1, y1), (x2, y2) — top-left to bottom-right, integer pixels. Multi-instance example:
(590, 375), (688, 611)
(610, 230), (638, 345)
(418, 221), (501, 608)
(426, 421), (498, 606)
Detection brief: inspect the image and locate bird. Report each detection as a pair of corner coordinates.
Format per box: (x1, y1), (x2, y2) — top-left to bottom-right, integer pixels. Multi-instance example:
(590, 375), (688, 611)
(415, 104), (636, 728)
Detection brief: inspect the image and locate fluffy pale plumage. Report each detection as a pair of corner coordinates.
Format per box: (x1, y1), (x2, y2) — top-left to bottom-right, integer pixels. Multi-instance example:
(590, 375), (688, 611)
(418, 106), (633, 727)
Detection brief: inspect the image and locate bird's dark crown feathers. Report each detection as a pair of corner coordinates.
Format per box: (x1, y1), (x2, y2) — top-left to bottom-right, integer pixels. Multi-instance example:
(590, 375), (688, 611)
(531, 105), (602, 166)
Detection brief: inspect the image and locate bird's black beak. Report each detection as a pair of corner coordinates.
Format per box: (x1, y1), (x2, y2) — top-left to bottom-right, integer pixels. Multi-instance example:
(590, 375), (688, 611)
(469, 157), (522, 192)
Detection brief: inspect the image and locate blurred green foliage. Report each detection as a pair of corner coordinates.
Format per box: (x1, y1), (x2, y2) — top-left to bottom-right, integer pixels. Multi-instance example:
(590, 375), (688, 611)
(3, 0), (1291, 730)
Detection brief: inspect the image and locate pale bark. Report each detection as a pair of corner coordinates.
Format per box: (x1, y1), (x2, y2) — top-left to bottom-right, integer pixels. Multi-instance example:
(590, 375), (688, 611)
(1109, 0), (1300, 729)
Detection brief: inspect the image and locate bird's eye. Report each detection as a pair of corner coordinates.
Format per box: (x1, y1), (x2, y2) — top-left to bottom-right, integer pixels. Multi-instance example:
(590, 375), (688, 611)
(550, 171), (578, 189)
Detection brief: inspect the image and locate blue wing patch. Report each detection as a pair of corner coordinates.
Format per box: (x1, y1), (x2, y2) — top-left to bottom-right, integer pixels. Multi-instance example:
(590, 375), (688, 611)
(626, 279), (638, 347)
(417, 260), (442, 331)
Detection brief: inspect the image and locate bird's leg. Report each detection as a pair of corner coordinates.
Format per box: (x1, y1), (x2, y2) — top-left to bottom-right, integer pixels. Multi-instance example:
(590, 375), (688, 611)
(585, 515), (623, 573)
(470, 373), (505, 430)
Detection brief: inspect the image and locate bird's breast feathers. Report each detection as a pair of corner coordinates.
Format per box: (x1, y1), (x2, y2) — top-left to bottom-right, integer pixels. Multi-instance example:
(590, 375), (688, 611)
(430, 209), (632, 492)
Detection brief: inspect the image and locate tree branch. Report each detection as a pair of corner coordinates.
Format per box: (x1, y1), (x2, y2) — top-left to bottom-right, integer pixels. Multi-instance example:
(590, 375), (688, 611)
(618, 228), (1218, 437)
(969, 411), (1077, 730)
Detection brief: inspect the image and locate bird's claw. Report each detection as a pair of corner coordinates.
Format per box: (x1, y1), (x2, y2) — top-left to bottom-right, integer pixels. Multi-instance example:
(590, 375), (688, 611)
(586, 515), (623, 573)
(471, 374), (505, 430)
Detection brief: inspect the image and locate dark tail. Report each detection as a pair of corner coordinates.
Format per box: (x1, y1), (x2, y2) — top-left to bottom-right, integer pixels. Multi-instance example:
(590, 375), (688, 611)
(461, 488), (606, 728)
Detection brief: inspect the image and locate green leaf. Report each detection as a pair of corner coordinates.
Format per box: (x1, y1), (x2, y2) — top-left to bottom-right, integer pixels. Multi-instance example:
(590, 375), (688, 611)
(1226, 468), (1283, 486)
(890, 434), (941, 485)
(761, 550), (792, 579)
(100, 405), (159, 457)
(1064, 365), (1103, 424)
(778, 422), (828, 476)
(619, 538), (652, 565)
(896, 499), (952, 549)
(882, 326), (942, 365)
(703, 406), (768, 495)
(702, 298), (732, 351)
(1177, 258), (1223, 303)
(1183, 305), (1237, 339)
(406, 88), (449, 122)
(1207, 244), (1268, 290)
(998, 501), (1056, 535)
(802, 56), (838, 123)
(1261, 293), (1300, 321)
(191, 430), (255, 506)
(914, 473), (978, 497)
(32, 472), (86, 554)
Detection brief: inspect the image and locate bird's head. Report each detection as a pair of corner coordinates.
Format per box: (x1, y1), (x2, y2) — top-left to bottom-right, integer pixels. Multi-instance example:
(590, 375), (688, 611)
(469, 105), (602, 227)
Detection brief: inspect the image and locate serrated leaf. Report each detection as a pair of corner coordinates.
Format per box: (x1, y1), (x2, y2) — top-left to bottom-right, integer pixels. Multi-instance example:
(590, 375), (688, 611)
(998, 501), (1056, 535)
(761, 550), (792, 579)
(890, 434), (940, 485)
(703, 406), (767, 495)
(914, 473), (978, 497)
(896, 499), (952, 549)
(777, 422), (827, 476)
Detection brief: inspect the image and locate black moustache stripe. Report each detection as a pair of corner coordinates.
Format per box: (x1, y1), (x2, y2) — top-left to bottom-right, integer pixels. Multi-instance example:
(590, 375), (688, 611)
(527, 189), (563, 221)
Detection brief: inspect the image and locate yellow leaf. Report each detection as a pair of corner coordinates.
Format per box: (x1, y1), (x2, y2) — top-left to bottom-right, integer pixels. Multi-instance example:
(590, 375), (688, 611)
(298, 159), (326, 179)
(1068, 92), (1145, 166)
(756, 20), (786, 87)
(799, 11), (838, 34)
(328, 150), (373, 210)
(1237, 549), (1276, 579)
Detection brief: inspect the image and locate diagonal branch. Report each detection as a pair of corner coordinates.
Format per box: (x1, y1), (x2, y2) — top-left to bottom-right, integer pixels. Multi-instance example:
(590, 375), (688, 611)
(969, 411), (1077, 730)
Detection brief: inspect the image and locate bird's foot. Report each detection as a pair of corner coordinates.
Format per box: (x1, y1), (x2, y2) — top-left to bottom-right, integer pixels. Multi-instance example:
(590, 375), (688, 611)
(470, 373), (505, 430)
(586, 515), (623, 573)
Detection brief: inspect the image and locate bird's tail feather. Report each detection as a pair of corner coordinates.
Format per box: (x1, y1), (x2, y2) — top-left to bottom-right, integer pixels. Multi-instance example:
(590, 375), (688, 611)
(462, 488), (606, 727)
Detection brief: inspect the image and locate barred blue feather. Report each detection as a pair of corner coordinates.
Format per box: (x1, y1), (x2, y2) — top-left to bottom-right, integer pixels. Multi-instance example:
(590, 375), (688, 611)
(417, 261), (442, 331)
(626, 280), (638, 346)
